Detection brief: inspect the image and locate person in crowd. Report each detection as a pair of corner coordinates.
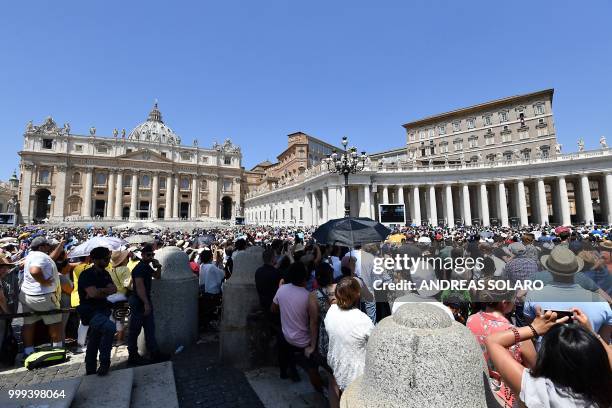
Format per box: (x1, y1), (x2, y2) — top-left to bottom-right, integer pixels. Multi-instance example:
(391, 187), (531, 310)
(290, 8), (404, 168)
(329, 245), (343, 282)
(523, 246), (612, 343)
(521, 233), (540, 261)
(255, 248), (281, 315)
(54, 250), (74, 345)
(19, 236), (64, 357)
(467, 279), (537, 407)
(127, 244), (165, 365)
(324, 277), (374, 396)
(77, 247), (117, 376)
(503, 242), (538, 327)
(271, 262), (323, 391)
(0, 255), (17, 359)
(486, 307), (611, 408)
(71, 255), (91, 353)
(199, 249), (225, 329)
(108, 250), (132, 344)
(577, 240), (612, 296)
(340, 255), (376, 323)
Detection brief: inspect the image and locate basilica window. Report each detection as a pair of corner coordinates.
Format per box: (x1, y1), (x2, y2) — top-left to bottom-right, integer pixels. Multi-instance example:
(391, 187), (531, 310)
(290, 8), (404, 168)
(180, 151), (192, 161)
(72, 172), (81, 185)
(123, 175), (131, 187)
(201, 179), (208, 190)
(95, 173), (107, 186)
(159, 177), (166, 189)
(180, 177), (190, 190)
(141, 175), (151, 188)
(224, 156), (232, 165)
(39, 169), (50, 184)
(96, 145), (109, 154)
(43, 139), (53, 149)
(74, 144), (83, 153)
(223, 179), (233, 191)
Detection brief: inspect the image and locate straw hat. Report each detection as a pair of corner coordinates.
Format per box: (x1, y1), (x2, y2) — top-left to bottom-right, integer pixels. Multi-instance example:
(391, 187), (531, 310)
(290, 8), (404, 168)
(600, 240), (612, 251)
(0, 254), (16, 267)
(111, 250), (130, 267)
(540, 246), (584, 276)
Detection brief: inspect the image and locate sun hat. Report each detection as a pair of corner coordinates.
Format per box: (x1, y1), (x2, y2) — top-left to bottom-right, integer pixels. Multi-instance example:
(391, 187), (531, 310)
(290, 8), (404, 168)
(0, 254), (16, 267)
(540, 246), (584, 276)
(111, 250), (130, 267)
(600, 240), (612, 251)
(30, 236), (50, 249)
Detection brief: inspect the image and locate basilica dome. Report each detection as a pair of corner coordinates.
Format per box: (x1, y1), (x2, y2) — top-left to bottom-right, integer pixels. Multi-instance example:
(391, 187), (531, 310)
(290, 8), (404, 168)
(128, 102), (181, 145)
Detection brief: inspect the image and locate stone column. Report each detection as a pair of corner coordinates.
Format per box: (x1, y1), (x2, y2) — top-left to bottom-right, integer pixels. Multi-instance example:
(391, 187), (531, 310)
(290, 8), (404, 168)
(208, 176), (218, 219)
(604, 172), (612, 225)
(151, 173), (159, 220)
(580, 174), (594, 224)
(517, 180), (528, 226)
(20, 163), (34, 223)
(82, 168), (93, 218)
(444, 184), (454, 226)
(106, 171), (115, 219)
(52, 164), (67, 220)
(462, 184), (472, 226)
(322, 187), (328, 222)
(536, 178), (549, 225)
(428, 185), (437, 225)
(382, 185), (389, 204)
(557, 176), (571, 226)
(305, 192), (313, 225)
(363, 185), (372, 219)
(173, 175), (180, 219)
(115, 171), (123, 219)
(129, 172), (138, 219)
(479, 183), (490, 227)
(497, 181), (509, 227)
(191, 176), (199, 219)
(164, 174), (173, 220)
(397, 186), (404, 206)
(412, 186), (421, 225)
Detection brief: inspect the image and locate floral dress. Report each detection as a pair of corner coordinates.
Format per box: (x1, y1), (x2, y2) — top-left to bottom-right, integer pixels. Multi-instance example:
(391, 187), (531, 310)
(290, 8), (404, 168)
(467, 311), (522, 407)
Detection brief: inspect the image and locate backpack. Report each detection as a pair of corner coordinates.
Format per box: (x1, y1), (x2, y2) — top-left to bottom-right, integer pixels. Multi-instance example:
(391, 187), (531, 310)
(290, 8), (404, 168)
(24, 348), (67, 370)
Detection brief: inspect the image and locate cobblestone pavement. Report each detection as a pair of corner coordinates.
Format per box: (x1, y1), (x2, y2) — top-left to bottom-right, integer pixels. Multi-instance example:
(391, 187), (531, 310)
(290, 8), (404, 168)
(0, 345), (130, 390)
(172, 333), (264, 408)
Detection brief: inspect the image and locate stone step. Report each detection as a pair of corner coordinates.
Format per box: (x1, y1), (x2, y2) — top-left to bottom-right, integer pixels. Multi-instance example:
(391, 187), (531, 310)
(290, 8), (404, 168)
(0, 377), (82, 408)
(130, 361), (179, 408)
(71, 368), (134, 408)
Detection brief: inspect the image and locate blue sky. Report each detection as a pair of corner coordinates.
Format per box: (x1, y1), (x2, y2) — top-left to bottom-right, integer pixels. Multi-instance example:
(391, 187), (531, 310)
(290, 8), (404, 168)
(1, 1), (611, 177)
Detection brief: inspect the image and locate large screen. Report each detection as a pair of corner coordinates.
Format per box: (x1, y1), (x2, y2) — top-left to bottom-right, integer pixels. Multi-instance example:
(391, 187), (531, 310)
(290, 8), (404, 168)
(379, 204), (405, 224)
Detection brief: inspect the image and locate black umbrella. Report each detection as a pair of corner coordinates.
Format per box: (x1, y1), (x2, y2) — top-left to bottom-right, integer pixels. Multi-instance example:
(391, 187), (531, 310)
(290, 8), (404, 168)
(312, 217), (391, 247)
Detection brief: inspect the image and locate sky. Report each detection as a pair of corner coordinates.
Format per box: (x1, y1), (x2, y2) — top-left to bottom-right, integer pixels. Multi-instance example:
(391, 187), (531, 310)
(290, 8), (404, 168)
(1, 1), (611, 177)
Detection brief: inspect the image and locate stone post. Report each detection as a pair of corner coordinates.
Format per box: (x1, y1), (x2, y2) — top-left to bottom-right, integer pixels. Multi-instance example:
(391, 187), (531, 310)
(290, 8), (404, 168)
(219, 246), (265, 369)
(341, 303), (490, 408)
(139, 247), (198, 355)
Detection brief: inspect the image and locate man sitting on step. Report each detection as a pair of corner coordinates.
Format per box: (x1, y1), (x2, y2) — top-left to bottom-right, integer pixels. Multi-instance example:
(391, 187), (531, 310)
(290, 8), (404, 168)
(77, 246), (117, 376)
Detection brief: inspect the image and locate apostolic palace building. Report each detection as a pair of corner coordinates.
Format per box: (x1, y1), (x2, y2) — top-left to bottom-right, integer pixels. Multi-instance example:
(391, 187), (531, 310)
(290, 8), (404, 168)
(16, 89), (612, 227)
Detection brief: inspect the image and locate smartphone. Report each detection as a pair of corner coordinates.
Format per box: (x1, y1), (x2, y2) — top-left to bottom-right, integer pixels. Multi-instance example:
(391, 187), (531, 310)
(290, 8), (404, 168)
(549, 310), (573, 321)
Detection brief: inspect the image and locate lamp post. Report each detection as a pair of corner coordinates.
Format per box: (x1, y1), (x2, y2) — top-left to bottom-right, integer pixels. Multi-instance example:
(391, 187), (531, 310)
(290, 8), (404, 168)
(324, 136), (368, 218)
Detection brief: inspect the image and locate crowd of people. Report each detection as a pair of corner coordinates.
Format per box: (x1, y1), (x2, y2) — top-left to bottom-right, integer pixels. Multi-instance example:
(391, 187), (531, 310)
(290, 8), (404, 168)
(0, 222), (611, 407)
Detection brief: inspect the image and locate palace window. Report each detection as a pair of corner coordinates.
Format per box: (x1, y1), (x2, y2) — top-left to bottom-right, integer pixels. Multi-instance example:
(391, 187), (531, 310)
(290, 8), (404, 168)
(468, 136), (478, 148)
(466, 118), (475, 129)
(540, 145), (550, 158)
(439, 142), (449, 153)
(537, 127), (548, 137)
(483, 115), (492, 126)
(502, 133), (512, 143)
(438, 125), (446, 135)
(409, 133), (416, 142)
(519, 130), (529, 140)
(534, 103), (545, 115)
(485, 134), (494, 145)
(43, 139), (53, 149)
(428, 128), (434, 138)
(452, 121), (461, 132)
(486, 154), (495, 163)
(419, 130), (426, 140)
(521, 149), (531, 160)
(453, 139), (463, 151)
(503, 151), (513, 161)
(499, 111), (509, 123)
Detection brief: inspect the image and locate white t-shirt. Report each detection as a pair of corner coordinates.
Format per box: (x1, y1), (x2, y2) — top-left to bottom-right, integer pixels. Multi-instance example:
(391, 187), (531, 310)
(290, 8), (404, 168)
(330, 256), (342, 280)
(324, 304), (374, 390)
(520, 369), (594, 408)
(22, 251), (58, 295)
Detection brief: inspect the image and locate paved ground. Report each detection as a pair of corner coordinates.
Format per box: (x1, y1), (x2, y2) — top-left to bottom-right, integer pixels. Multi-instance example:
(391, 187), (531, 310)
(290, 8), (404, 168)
(171, 333), (265, 408)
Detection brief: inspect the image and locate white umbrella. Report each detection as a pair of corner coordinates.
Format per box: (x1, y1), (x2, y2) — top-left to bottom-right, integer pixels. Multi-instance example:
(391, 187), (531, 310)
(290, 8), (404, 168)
(125, 235), (155, 245)
(68, 236), (128, 258)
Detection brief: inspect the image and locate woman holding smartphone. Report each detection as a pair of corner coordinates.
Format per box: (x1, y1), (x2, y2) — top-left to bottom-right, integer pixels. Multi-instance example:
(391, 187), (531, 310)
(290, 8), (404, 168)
(486, 307), (611, 408)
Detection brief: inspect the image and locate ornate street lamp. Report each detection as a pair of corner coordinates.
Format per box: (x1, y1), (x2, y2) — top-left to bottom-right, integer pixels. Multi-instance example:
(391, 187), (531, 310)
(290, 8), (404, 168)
(324, 136), (368, 217)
